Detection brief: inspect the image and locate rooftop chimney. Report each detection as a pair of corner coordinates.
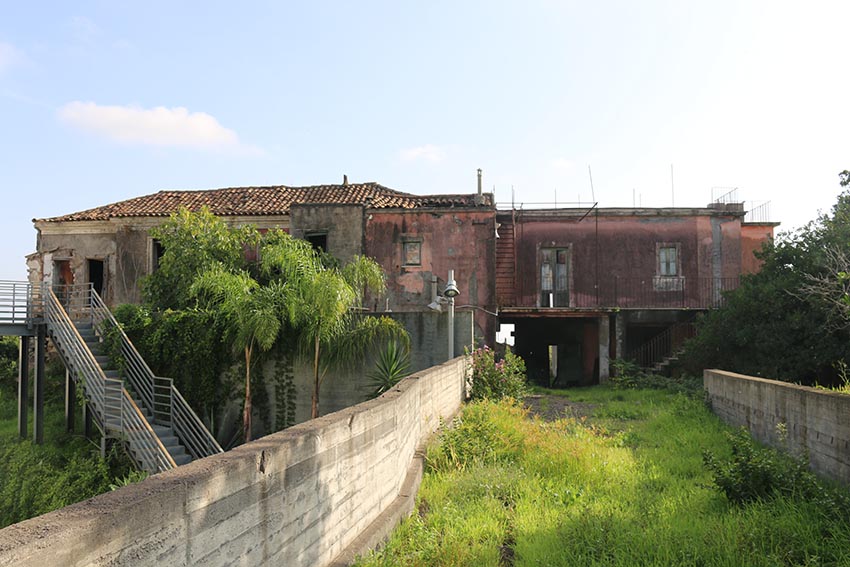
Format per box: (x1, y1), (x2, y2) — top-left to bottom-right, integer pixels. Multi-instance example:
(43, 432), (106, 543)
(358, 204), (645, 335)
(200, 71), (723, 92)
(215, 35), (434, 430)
(343, 174), (349, 186)
(475, 168), (483, 205)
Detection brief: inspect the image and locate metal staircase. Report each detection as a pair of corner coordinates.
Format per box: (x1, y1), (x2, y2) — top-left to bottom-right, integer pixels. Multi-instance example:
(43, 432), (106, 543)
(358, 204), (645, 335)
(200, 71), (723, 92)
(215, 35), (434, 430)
(19, 282), (222, 474)
(627, 318), (697, 372)
(495, 216), (516, 306)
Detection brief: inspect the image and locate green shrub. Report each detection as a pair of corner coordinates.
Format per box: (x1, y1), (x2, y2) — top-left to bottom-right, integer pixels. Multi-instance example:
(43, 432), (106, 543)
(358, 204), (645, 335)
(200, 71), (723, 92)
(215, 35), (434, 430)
(609, 359), (701, 395)
(426, 400), (526, 472)
(112, 304), (232, 412)
(0, 337), (18, 392)
(0, 435), (115, 527)
(109, 469), (149, 491)
(367, 340), (410, 398)
(703, 428), (850, 518)
(468, 346), (527, 401)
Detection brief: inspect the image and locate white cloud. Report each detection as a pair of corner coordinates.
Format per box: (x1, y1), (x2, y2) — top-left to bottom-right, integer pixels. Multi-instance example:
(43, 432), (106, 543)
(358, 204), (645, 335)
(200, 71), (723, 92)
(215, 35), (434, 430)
(0, 42), (23, 75)
(399, 144), (446, 163)
(57, 101), (259, 153)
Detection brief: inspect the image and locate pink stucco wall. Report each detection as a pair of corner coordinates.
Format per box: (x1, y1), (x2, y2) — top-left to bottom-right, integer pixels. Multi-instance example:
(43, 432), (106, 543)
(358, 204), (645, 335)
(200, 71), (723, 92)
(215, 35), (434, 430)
(365, 209), (497, 345)
(504, 210), (744, 309)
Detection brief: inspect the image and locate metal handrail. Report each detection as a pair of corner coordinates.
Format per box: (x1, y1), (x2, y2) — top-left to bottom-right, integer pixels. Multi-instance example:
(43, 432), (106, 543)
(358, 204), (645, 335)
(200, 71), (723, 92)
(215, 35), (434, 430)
(81, 284), (223, 459)
(43, 284), (175, 474)
(121, 389), (177, 472)
(2, 280), (221, 468)
(628, 319), (697, 369)
(0, 281), (42, 325)
(172, 386), (223, 459)
(43, 286), (115, 430)
(87, 288), (157, 415)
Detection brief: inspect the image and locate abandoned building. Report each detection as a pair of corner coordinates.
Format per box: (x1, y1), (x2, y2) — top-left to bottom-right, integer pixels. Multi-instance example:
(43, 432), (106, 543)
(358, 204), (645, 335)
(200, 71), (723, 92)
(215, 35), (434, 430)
(495, 199), (778, 385)
(27, 180), (496, 422)
(27, 178), (777, 397)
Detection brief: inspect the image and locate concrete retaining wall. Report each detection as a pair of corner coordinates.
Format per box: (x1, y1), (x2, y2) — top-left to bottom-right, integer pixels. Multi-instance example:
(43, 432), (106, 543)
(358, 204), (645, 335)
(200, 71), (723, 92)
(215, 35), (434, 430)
(704, 369), (850, 485)
(0, 357), (468, 567)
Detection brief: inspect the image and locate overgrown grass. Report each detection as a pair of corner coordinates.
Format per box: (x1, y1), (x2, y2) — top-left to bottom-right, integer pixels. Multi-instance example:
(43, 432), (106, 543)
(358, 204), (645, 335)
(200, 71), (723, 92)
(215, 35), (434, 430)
(0, 385), (137, 528)
(357, 385), (850, 566)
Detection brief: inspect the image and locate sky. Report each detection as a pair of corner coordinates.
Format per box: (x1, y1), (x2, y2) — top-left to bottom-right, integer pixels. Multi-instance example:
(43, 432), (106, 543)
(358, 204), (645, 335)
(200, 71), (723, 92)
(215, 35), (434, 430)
(2, 1), (849, 281)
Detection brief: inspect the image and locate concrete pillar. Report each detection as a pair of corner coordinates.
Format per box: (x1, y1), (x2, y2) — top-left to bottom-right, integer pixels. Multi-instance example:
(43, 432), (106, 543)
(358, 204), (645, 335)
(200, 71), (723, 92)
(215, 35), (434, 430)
(598, 315), (610, 384)
(17, 335), (29, 439)
(65, 368), (75, 433)
(33, 325), (45, 445)
(614, 312), (626, 363)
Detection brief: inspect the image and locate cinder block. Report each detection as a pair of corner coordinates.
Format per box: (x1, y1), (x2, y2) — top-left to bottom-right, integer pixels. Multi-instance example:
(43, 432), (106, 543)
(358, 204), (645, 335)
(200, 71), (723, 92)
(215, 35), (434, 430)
(705, 369), (850, 487)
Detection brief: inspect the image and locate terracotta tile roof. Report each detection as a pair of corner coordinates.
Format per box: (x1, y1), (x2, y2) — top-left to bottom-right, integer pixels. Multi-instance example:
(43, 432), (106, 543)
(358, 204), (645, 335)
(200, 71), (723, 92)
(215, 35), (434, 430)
(37, 183), (493, 222)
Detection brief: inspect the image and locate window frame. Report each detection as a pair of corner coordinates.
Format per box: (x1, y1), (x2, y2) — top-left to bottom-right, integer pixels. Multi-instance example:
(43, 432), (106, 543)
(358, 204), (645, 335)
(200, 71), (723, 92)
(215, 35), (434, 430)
(656, 242), (681, 277)
(539, 245), (571, 307)
(148, 238), (165, 274)
(402, 237), (423, 267)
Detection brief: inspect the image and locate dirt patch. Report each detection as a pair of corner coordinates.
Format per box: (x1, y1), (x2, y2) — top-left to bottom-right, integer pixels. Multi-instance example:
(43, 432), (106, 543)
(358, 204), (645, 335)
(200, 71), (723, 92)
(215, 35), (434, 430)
(523, 394), (595, 422)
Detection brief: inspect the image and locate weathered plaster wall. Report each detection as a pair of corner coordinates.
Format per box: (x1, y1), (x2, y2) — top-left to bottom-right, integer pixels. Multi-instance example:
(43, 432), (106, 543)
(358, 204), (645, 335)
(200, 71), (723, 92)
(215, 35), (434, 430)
(510, 211), (742, 308)
(113, 226), (151, 304)
(705, 369), (850, 485)
(740, 224), (774, 275)
(0, 358), (468, 567)
(37, 231), (119, 302)
(716, 216), (742, 279)
(290, 204), (364, 264)
(366, 209), (496, 345)
(32, 220), (154, 306)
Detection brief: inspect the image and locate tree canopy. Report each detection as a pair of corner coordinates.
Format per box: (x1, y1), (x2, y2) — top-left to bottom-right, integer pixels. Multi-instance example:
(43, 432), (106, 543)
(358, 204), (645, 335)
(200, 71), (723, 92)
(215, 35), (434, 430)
(681, 173), (850, 385)
(121, 207), (408, 442)
(143, 207), (255, 310)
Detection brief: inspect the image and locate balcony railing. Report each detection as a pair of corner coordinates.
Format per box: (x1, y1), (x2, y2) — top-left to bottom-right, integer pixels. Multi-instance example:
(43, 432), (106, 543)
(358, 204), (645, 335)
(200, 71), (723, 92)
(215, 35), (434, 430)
(531, 277), (739, 310)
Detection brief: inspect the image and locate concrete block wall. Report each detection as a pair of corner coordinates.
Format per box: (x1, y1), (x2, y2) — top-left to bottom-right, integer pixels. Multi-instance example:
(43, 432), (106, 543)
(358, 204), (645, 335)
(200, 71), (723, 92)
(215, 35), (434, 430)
(0, 357), (468, 567)
(704, 369), (850, 485)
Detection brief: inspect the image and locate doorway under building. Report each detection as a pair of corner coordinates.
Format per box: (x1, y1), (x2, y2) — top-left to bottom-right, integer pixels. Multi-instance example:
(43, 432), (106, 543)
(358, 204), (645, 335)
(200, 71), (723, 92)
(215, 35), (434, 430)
(503, 315), (609, 387)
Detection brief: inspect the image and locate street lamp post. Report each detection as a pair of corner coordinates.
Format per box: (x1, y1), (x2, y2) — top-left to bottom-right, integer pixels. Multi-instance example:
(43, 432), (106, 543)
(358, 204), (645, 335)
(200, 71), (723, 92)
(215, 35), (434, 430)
(444, 270), (460, 359)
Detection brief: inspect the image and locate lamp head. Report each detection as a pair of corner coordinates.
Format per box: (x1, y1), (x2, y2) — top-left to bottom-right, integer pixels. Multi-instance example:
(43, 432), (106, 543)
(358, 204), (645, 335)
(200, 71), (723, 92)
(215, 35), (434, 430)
(444, 277), (460, 299)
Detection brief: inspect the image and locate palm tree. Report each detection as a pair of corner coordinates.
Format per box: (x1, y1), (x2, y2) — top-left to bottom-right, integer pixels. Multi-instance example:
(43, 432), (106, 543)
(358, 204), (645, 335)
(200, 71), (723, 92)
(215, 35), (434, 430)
(274, 254), (409, 418)
(190, 264), (287, 442)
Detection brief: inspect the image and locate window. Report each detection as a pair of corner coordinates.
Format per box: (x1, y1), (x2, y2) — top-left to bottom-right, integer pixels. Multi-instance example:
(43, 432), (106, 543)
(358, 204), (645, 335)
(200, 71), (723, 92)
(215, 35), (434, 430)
(151, 239), (165, 272)
(659, 246), (678, 276)
(540, 247), (569, 307)
(403, 240), (422, 266)
(305, 231), (328, 253)
(655, 242), (683, 291)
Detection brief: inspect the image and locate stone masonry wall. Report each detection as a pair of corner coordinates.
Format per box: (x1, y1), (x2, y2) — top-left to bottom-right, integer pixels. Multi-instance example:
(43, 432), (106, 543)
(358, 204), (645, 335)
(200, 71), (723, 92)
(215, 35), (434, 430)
(704, 369), (850, 485)
(0, 357), (468, 567)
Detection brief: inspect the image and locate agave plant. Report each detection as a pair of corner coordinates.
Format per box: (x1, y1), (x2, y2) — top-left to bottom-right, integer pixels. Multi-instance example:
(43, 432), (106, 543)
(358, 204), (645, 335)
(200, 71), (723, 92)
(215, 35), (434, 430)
(368, 340), (411, 398)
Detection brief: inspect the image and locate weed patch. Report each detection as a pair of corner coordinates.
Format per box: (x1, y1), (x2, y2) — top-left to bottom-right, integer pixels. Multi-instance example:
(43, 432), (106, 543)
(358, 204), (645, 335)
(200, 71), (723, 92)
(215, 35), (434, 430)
(0, 389), (139, 528)
(704, 428), (850, 520)
(357, 386), (850, 566)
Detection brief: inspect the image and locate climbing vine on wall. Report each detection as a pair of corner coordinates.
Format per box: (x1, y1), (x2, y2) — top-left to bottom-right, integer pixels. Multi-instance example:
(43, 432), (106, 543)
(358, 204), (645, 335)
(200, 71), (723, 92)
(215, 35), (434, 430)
(112, 304), (233, 414)
(274, 353), (297, 431)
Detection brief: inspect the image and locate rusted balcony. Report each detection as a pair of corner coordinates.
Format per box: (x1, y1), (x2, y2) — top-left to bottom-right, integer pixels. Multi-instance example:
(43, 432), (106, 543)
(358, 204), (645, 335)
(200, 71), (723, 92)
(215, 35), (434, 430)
(512, 277), (740, 312)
